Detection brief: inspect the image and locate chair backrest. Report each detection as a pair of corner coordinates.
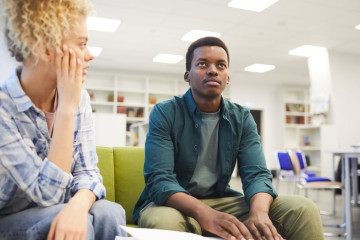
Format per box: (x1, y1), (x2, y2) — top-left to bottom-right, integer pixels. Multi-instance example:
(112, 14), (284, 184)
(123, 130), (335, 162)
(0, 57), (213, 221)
(295, 151), (306, 169)
(276, 151), (293, 171)
(288, 149), (301, 175)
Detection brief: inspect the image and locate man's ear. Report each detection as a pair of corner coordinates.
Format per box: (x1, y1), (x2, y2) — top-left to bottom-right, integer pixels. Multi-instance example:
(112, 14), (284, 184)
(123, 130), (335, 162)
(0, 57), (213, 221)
(184, 71), (190, 83)
(227, 75), (230, 85)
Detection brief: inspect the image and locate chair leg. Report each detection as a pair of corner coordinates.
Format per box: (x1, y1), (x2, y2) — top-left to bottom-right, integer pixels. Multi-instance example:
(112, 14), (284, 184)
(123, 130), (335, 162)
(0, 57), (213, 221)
(332, 189), (336, 216)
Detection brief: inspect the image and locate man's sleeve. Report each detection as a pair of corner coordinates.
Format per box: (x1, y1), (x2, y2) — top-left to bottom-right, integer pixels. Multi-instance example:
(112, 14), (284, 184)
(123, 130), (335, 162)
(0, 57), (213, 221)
(143, 103), (189, 206)
(237, 108), (277, 204)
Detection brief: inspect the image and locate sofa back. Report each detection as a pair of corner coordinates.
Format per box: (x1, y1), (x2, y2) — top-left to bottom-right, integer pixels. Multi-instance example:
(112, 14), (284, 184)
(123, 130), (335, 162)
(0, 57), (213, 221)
(96, 146), (145, 225)
(96, 146), (116, 201)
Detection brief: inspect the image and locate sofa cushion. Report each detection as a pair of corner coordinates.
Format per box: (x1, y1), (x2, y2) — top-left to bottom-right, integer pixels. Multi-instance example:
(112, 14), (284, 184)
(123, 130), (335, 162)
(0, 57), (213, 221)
(96, 146), (115, 202)
(114, 146), (145, 225)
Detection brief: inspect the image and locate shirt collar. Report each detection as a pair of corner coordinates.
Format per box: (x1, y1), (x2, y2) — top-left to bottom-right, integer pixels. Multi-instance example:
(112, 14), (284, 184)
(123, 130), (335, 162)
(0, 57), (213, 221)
(184, 88), (227, 118)
(184, 89), (198, 116)
(5, 68), (34, 112)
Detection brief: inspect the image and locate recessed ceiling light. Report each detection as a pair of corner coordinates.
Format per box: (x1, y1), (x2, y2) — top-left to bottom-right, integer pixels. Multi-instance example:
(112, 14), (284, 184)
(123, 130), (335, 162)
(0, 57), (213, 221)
(87, 46), (103, 57)
(87, 17), (121, 32)
(153, 54), (183, 64)
(244, 64), (275, 73)
(228, 0), (279, 12)
(181, 30), (221, 42)
(355, 24), (360, 30)
(289, 45), (327, 57)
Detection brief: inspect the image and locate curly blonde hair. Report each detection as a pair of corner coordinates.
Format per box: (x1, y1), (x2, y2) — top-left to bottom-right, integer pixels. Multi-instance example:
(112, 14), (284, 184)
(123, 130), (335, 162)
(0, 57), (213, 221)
(0, 0), (93, 63)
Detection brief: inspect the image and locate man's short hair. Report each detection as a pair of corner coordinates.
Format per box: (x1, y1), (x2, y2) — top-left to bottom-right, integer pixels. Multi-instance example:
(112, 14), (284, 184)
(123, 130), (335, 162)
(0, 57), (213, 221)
(185, 37), (230, 71)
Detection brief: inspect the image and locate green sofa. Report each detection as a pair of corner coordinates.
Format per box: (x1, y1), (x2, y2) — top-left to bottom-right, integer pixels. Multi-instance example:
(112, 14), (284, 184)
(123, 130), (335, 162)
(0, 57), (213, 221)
(96, 146), (145, 226)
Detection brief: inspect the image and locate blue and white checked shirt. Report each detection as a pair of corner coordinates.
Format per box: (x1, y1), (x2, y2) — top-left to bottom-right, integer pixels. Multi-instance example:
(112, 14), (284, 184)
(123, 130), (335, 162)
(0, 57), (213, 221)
(0, 69), (105, 216)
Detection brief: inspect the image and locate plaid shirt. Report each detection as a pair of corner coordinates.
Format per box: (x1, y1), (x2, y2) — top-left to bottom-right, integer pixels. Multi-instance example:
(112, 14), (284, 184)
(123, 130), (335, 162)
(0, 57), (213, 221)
(0, 69), (105, 216)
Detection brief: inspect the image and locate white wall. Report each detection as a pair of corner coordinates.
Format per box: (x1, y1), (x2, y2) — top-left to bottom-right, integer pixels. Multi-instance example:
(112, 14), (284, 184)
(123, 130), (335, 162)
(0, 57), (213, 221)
(328, 51), (360, 147)
(0, 21), (19, 84)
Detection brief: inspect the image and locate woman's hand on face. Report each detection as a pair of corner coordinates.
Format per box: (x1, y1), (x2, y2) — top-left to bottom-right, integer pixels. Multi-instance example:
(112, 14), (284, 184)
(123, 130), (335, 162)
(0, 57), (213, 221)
(56, 44), (83, 115)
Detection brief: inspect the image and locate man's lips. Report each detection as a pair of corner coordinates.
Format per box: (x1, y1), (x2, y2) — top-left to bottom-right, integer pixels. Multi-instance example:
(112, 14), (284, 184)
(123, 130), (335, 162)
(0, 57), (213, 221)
(204, 78), (221, 85)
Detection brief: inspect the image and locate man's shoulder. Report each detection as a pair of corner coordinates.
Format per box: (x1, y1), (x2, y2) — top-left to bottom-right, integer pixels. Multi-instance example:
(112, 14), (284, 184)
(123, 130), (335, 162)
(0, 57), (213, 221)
(223, 99), (250, 114)
(154, 95), (185, 111)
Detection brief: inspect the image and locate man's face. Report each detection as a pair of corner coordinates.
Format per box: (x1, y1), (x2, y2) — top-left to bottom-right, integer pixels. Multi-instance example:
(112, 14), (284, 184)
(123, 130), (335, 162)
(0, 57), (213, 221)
(184, 46), (229, 101)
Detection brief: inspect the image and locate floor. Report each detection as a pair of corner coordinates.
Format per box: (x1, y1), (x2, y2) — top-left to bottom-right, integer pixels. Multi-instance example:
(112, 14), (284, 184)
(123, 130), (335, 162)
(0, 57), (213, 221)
(230, 177), (360, 240)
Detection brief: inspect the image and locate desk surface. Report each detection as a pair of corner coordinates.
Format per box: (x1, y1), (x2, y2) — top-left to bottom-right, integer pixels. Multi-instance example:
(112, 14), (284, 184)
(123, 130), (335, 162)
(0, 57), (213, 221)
(327, 148), (360, 154)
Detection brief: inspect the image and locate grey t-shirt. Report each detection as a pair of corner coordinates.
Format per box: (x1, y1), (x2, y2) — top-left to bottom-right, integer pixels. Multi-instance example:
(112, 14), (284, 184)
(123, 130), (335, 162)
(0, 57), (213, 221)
(186, 110), (221, 197)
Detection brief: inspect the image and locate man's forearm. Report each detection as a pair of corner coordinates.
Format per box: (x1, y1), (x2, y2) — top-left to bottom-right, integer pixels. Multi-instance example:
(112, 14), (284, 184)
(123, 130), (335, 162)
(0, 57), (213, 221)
(165, 192), (211, 220)
(249, 192), (274, 215)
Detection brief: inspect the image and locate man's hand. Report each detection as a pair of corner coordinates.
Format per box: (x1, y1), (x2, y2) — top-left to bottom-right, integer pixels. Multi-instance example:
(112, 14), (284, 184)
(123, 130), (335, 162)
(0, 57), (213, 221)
(196, 207), (253, 240)
(244, 212), (283, 240)
(166, 192), (253, 240)
(244, 193), (284, 240)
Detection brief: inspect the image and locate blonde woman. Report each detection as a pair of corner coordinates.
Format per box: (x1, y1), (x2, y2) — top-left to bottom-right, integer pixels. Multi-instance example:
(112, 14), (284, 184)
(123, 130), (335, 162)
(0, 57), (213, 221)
(0, 0), (126, 239)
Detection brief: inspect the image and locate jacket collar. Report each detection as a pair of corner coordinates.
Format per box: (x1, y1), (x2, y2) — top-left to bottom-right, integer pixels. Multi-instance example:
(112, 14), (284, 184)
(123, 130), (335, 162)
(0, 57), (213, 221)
(184, 88), (228, 119)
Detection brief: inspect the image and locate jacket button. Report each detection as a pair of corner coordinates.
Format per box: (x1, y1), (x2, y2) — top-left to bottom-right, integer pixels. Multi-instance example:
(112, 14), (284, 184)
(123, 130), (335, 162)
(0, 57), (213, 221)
(195, 124), (199, 128)
(194, 145), (198, 150)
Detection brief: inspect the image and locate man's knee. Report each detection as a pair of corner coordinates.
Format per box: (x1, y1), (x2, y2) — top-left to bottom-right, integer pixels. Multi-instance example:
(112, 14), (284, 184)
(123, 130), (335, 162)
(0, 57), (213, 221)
(272, 195), (320, 216)
(139, 206), (201, 233)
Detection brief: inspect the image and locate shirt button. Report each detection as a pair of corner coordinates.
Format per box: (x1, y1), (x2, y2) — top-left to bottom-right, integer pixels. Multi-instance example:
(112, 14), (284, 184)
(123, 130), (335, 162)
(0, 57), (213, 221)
(194, 145), (198, 150)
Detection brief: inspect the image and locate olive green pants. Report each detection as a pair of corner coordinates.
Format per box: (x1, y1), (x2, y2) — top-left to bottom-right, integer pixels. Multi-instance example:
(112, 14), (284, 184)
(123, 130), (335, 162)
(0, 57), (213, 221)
(139, 195), (324, 240)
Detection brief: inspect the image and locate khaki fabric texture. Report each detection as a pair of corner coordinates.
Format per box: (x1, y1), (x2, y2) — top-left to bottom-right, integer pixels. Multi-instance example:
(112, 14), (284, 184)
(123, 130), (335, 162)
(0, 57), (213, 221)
(139, 195), (324, 240)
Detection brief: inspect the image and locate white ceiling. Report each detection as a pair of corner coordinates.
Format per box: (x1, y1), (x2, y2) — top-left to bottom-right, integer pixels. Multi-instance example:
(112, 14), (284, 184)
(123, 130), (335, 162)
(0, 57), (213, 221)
(88, 0), (360, 85)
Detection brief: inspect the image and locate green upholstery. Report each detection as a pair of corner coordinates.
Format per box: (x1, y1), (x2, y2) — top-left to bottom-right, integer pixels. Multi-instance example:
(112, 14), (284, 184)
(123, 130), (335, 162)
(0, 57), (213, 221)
(114, 147), (145, 225)
(96, 146), (145, 226)
(96, 146), (115, 202)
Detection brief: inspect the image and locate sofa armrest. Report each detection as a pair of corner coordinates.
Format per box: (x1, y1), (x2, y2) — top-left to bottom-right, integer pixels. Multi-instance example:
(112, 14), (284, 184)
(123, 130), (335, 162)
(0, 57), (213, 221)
(96, 146), (116, 202)
(114, 146), (145, 225)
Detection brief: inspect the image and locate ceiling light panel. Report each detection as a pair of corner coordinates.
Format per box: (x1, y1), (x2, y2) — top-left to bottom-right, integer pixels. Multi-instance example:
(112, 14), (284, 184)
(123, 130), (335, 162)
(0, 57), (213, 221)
(289, 45), (327, 57)
(181, 30), (221, 42)
(244, 64), (275, 73)
(355, 24), (360, 30)
(87, 17), (121, 32)
(153, 54), (183, 64)
(228, 0), (279, 12)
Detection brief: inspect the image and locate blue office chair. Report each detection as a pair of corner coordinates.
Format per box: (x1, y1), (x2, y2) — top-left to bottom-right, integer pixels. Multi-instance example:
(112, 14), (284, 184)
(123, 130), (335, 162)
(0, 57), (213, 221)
(274, 151), (299, 193)
(288, 150), (344, 215)
(295, 151), (330, 182)
(295, 151), (316, 177)
(288, 149), (345, 237)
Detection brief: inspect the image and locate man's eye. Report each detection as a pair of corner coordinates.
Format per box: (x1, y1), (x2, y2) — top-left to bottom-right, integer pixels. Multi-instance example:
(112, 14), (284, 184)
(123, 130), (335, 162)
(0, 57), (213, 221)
(197, 63), (206, 67)
(218, 63), (226, 68)
(80, 43), (86, 49)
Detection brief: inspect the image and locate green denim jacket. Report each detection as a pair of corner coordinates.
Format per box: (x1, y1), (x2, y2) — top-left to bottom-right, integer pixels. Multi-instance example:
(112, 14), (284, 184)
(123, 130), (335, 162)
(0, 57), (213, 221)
(133, 89), (277, 223)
